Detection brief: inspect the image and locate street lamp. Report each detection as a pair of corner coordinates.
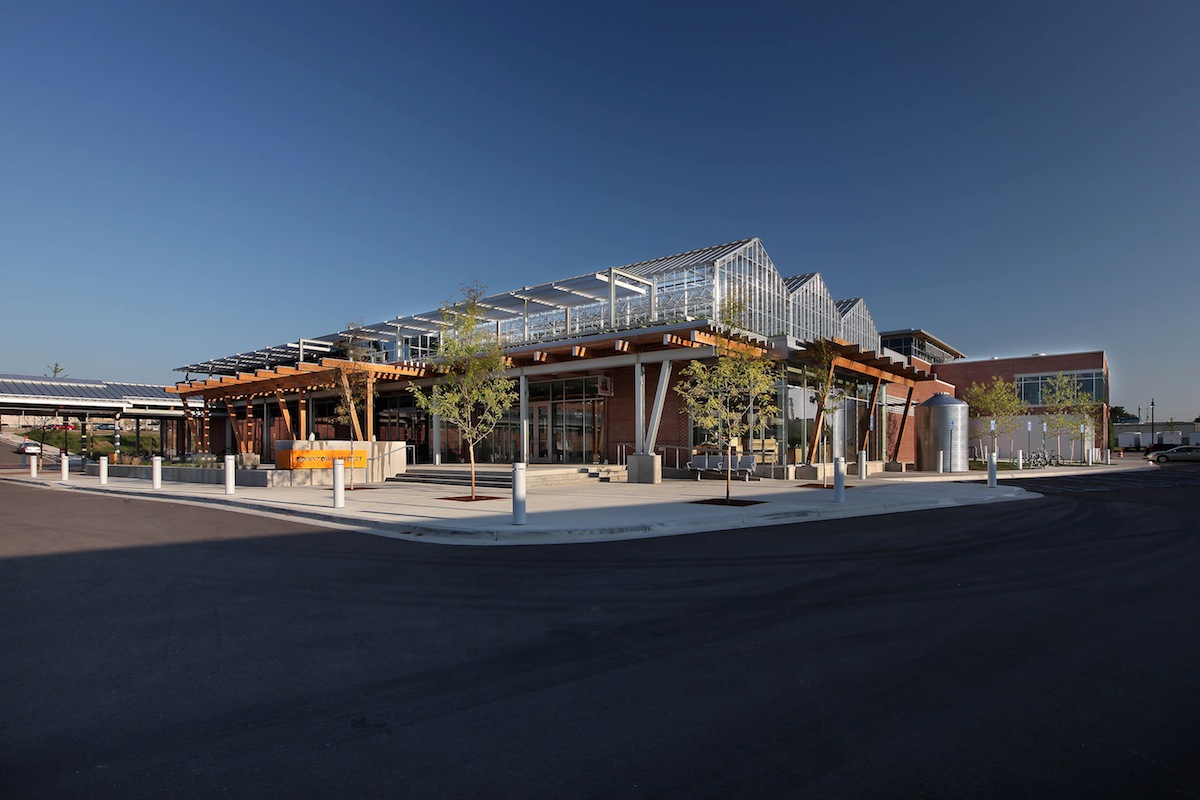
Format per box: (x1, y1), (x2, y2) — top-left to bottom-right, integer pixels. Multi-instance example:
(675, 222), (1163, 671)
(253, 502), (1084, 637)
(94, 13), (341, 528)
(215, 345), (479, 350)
(1150, 398), (1156, 446)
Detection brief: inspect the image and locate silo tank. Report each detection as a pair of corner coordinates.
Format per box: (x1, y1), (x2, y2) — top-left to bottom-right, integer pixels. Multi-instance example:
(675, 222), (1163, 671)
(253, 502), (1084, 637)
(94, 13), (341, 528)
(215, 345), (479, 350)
(916, 393), (969, 472)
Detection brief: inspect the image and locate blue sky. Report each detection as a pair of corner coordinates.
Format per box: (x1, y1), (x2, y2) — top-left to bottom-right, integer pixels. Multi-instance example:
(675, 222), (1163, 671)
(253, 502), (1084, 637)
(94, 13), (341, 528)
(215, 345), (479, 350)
(3, 1), (1197, 421)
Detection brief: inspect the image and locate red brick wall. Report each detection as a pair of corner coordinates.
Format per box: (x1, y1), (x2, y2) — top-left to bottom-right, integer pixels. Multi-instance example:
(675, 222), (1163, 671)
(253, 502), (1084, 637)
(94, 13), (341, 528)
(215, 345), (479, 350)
(933, 352), (1107, 404)
(888, 379), (956, 464)
(606, 361), (694, 463)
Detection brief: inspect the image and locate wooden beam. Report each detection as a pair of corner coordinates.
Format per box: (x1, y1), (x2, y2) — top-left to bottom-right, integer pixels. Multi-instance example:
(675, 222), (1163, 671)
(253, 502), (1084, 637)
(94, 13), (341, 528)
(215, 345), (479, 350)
(274, 391), (294, 439)
(338, 372), (365, 442)
(663, 333), (702, 349)
(890, 386), (916, 463)
(858, 377), (882, 455)
(830, 356), (917, 388)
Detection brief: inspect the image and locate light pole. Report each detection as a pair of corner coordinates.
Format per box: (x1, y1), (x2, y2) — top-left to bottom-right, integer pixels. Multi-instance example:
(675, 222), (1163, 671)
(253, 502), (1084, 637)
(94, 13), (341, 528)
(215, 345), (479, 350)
(1150, 398), (1155, 446)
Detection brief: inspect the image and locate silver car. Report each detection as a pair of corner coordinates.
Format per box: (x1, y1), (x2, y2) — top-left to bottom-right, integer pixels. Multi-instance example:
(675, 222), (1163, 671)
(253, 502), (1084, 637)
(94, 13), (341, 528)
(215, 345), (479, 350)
(18, 440), (42, 455)
(1148, 445), (1200, 463)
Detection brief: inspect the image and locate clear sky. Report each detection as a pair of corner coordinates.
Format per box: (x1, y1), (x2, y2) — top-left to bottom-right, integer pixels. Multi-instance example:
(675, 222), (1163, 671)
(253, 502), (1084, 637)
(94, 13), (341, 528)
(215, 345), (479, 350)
(3, 1), (1197, 421)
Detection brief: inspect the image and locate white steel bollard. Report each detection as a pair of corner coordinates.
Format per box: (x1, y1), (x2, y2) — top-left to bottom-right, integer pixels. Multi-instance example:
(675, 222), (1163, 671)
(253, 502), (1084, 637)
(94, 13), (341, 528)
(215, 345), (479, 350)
(936, 450), (944, 474)
(833, 457), (846, 503)
(857, 450), (867, 480)
(333, 459), (346, 508)
(1104, 449), (1111, 465)
(61, 453), (70, 481)
(99, 456), (109, 485)
(224, 455), (236, 495)
(988, 452), (997, 488)
(152, 456), (162, 489)
(1017, 450), (1023, 470)
(30, 456), (38, 478)
(512, 462), (527, 525)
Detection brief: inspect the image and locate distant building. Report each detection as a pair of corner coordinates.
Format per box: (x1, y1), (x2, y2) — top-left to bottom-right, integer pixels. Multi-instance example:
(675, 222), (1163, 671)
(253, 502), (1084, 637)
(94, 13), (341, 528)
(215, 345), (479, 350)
(932, 352), (1110, 456)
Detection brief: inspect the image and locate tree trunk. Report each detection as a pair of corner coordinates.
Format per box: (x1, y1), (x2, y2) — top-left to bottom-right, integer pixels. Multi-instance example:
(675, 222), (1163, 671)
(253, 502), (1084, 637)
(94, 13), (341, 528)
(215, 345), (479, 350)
(725, 441), (732, 502)
(469, 442), (477, 500)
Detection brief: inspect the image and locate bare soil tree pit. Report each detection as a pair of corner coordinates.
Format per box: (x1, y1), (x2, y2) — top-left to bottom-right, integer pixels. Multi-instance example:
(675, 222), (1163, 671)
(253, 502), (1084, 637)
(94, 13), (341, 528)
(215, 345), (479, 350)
(440, 496), (504, 502)
(689, 498), (766, 507)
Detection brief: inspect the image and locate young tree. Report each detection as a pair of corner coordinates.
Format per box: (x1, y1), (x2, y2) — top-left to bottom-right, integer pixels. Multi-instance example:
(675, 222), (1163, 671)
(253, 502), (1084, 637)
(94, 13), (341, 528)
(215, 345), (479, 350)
(409, 282), (517, 500)
(1042, 372), (1095, 461)
(331, 322), (379, 489)
(674, 299), (779, 502)
(962, 376), (1026, 458)
(802, 339), (842, 474)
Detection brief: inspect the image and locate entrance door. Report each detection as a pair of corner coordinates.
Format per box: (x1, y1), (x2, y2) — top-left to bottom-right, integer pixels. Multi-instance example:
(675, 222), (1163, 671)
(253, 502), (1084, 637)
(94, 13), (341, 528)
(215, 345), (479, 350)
(531, 403), (552, 463)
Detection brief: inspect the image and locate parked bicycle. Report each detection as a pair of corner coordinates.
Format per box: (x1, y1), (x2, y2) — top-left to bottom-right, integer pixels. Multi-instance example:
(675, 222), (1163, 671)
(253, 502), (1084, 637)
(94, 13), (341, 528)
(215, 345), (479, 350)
(1025, 449), (1060, 469)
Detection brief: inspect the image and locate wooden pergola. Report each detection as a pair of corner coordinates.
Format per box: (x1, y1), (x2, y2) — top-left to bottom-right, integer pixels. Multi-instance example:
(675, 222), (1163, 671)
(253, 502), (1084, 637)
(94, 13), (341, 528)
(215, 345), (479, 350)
(798, 339), (934, 465)
(167, 359), (429, 453)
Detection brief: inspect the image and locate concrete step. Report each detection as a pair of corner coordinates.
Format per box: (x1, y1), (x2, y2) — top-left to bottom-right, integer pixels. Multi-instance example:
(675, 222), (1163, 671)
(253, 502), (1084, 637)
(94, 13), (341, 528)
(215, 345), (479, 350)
(387, 465), (626, 489)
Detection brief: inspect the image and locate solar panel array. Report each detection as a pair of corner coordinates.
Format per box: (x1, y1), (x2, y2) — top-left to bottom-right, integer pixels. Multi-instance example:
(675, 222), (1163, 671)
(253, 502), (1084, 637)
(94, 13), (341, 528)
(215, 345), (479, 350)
(0, 374), (177, 402)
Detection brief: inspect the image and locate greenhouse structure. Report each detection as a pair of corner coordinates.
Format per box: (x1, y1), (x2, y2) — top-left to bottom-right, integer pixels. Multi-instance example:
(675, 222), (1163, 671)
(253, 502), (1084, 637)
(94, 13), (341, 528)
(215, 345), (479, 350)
(171, 238), (944, 479)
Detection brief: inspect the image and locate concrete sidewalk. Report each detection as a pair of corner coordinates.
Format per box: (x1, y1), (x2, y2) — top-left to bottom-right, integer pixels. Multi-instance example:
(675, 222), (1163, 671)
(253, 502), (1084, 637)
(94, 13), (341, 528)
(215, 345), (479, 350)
(0, 458), (1158, 545)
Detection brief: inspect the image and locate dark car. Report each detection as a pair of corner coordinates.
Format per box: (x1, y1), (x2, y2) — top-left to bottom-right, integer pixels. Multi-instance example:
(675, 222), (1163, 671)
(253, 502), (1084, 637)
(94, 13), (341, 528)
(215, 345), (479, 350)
(1143, 442), (1177, 456)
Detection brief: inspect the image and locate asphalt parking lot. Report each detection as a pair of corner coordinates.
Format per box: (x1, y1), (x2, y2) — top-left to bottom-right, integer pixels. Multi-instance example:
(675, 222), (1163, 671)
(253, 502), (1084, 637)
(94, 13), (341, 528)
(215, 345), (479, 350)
(3, 464), (1199, 799)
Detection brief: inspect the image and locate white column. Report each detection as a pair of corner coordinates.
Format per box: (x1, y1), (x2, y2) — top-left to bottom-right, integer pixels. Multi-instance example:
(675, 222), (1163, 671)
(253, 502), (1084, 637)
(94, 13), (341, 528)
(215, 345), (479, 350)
(987, 451), (997, 488)
(519, 372), (529, 464)
(1016, 450), (1023, 470)
(833, 457), (846, 503)
(30, 456), (38, 478)
(634, 360), (646, 454)
(99, 456), (109, 485)
(512, 462), (527, 525)
(60, 452), (70, 481)
(224, 455), (236, 495)
(857, 450), (867, 480)
(645, 361), (672, 453)
(152, 456), (162, 489)
(937, 450), (944, 474)
(333, 459), (345, 508)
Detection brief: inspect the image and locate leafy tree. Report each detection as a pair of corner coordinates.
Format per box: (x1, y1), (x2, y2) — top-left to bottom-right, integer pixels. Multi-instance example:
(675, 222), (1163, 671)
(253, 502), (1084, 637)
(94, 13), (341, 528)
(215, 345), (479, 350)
(1042, 372), (1097, 461)
(409, 282), (517, 500)
(674, 298), (779, 502)
(962, 376), (1026, 457)
(46, 362), (67, 378)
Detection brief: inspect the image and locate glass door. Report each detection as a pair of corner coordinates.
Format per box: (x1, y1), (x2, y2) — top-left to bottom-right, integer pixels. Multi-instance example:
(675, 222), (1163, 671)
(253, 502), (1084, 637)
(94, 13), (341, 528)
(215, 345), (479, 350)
(531, 403), (552, 463)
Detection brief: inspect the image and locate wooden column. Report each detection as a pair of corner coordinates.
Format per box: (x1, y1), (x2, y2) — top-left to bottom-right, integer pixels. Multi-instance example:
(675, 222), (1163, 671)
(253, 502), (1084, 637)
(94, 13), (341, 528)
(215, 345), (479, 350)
(298, 390), (308, 439)
(366, 375), (375, 442)
(858, 377), (883, 456)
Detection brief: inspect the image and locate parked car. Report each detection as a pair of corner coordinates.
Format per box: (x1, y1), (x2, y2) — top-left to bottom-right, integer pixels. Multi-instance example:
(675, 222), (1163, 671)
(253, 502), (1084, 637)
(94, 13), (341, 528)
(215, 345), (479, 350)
(95, 423), (116, 430)
(18, 440), (42, 455)
(1143, 442), (1177, 456)
(1146, 445), (1200, 463)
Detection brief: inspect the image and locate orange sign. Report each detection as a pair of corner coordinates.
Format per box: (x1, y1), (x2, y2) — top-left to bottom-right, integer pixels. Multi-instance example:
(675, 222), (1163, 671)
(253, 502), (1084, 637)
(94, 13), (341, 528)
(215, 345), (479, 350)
(276, 449), (368, 469)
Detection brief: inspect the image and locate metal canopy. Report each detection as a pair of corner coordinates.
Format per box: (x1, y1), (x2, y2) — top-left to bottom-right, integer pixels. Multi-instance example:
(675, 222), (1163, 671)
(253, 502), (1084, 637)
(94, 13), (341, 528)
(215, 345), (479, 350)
(177, 239), (752, 376)
(386, 268), (652, 334)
